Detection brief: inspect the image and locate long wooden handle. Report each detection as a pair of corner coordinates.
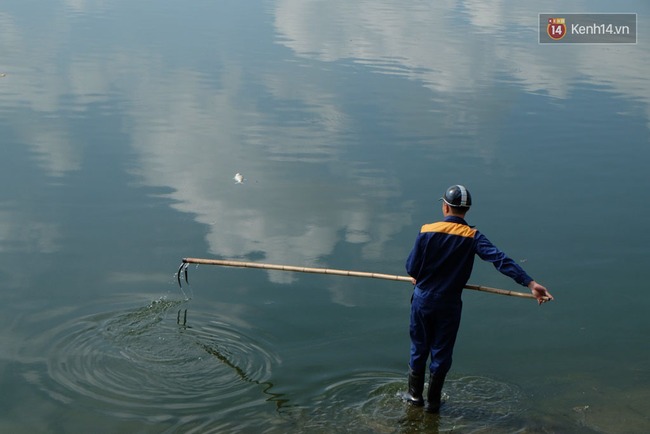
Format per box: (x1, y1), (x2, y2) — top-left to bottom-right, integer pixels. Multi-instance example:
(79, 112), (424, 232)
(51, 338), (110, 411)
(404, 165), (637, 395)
(180, 257), (536, 300)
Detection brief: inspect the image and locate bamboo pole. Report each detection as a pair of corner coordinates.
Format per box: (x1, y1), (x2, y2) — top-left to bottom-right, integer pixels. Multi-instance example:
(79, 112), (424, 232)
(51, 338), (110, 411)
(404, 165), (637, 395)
(180, 257), (537, 300)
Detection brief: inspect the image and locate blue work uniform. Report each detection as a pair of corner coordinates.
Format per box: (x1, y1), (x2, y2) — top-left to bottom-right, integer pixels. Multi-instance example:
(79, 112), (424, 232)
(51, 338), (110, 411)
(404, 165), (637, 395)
(405, 215), (533, 376)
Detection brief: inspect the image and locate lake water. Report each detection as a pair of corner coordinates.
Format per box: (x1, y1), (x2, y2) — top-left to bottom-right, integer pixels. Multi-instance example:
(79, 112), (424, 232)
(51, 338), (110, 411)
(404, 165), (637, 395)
(1, 1), (649, 433)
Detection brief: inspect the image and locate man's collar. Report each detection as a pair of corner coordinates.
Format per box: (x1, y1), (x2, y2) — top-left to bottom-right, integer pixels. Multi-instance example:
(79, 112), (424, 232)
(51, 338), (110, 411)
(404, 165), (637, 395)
(443, 215), (469, 225)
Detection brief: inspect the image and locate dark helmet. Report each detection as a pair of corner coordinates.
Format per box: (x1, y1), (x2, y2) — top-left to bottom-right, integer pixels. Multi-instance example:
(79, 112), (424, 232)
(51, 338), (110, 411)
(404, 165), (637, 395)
(441, 185), (472, 208)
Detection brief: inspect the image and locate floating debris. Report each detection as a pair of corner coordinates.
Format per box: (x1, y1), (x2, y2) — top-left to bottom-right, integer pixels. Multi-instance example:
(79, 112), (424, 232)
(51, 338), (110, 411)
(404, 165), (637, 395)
(573, 405), (590, 413)
(0, 73), (6, 78)
(233, 173), (244, 184)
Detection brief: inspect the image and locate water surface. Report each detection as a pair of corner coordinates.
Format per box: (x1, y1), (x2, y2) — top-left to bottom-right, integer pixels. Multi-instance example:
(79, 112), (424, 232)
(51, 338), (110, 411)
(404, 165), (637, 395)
(1, 0), (648, 432)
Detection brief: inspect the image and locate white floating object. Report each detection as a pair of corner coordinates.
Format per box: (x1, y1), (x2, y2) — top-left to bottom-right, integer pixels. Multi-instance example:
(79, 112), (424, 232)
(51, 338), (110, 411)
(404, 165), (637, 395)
(233, 173), (244, 184)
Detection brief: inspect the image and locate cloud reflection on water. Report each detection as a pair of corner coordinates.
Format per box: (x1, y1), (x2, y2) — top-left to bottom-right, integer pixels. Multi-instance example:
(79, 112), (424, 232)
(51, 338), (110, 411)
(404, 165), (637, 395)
(274, 0), (649, 112)
(1, 0), (648, 288)
(0, 1), (649, 431)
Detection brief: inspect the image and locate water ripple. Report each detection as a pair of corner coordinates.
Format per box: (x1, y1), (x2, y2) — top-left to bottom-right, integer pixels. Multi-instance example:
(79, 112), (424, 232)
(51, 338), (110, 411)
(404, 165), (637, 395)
(289, 371), (527, 433)
(33, 298), (282, 422)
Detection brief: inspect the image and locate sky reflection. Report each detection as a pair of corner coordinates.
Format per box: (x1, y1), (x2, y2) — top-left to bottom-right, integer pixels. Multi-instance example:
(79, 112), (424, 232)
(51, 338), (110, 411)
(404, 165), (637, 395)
(0, 0), (648, 282)
(1, 1), (649, 431)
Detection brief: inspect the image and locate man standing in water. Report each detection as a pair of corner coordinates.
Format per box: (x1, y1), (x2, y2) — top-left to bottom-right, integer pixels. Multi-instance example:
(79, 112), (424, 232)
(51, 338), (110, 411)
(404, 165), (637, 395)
(402, 185), (553, 413)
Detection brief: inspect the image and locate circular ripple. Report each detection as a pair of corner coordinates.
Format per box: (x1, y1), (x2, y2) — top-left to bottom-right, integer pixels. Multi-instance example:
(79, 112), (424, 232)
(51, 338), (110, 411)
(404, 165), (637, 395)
(288, 372), (526, 433)
(38, 298), (280, 421)
(444, 375), (524, 421)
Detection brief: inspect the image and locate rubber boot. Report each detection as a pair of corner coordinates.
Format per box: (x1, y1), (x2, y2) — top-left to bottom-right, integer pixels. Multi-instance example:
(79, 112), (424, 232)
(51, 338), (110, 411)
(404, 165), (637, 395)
(401, 368), (425, 406)
(425, 372), (446, 413)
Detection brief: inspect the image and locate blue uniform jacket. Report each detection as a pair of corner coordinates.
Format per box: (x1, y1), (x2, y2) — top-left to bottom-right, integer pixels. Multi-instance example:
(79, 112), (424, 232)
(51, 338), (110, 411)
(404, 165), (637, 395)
(406, 216), (533, 302)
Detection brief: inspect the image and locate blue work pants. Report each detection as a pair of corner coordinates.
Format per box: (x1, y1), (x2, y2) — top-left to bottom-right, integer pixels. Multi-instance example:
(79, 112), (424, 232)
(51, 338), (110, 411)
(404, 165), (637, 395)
(409, 293), (462, 376)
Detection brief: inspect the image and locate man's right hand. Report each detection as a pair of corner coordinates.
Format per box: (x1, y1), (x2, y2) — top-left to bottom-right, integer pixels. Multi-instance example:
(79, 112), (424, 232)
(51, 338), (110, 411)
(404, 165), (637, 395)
(528, 281), (553, 305)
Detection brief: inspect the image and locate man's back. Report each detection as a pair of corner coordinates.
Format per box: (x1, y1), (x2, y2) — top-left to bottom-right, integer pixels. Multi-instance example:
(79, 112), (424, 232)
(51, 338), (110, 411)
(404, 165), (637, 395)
(406, 216), (477, 302)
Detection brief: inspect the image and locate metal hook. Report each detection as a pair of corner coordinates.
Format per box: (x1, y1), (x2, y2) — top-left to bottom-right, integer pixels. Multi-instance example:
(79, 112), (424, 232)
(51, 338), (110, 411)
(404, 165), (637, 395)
(177, 262), (189, 287)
